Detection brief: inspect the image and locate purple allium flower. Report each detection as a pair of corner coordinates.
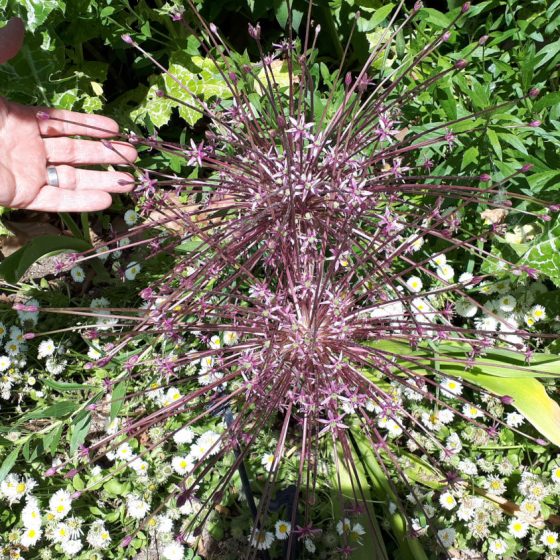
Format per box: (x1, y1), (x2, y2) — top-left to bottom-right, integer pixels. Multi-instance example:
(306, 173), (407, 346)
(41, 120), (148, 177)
(42, 2), (560, 555)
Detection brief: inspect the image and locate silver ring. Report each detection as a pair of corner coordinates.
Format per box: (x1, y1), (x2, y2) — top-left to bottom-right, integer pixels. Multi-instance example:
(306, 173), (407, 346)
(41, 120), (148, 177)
(46, 166), (60, 188)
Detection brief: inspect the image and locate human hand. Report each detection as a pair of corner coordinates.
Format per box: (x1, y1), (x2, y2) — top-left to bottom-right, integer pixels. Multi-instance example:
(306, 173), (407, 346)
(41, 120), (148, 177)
(0, 18), (137, 212)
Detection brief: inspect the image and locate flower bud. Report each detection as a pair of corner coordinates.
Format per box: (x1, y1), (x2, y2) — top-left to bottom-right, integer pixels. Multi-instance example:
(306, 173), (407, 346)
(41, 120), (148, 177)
(454, 59), (467, 69)
(478, 35), (489, 45)
(209, 23), (218, 34)
(536, 438), (548, 446)
(461, 2), (470, 13)
(528, 87), (540, 98)
(528, 120), (541, 127)
(521, 163), (534, 173)
(155, 89), (165, 98)
(479, 173), (491, 182)
(23, 332), (35, 340)
(345, 72), (352, 87)
(45, 467), (58, 477)
(248, 23), (261, 40)
(65, 468), (79, 479)
(120, 535), (134, 547)
(121, 34), (133, 44)
(442, 31), (451, 42)
(36, 111), (50, 120)
(71, 491), (82, 500)
(413, 1), (423, 12)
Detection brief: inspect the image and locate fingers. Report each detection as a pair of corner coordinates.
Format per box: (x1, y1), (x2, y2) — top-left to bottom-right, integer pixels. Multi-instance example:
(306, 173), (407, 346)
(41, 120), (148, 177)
(37, 108), (121, 139)
(0, 18), (25, 64)
(24, 187), (113, 213)
(44, 138), (138, 165)
(53, 166), (135, 193)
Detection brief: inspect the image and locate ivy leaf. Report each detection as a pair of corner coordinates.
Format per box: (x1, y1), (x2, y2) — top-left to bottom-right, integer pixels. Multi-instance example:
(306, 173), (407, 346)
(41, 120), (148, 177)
(20, 0), (65, 32)
(520, 218), (560, 286)
(162, 54), (232, 127)
(130, 83), (174, 128)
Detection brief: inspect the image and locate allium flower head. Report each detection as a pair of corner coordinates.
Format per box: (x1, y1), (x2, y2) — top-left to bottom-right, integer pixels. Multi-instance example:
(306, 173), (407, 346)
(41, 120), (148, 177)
(31, 1), (560, 557)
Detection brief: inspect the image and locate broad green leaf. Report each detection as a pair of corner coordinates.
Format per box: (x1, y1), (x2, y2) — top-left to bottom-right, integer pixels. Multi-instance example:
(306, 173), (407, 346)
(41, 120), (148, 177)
(459, 370), (560, 446)
(333, 440), (390, 560)
(351, 433), (430, 560)
(520, 218), (560, 287)
(0, 235), (91, 283)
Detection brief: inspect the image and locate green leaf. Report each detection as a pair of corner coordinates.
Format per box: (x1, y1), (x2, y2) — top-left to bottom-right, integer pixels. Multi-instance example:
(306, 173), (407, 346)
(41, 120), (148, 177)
(420, 8), (452, 28)
(459, 370), (560, 446)
(69, 412), (91, 455)
(110, 381), (127, 421)
(0, 446), (20, 483)
(534, 92), (560, 113)
(130, 83), (174, 128)
(527, 170), (560, 193)
(520, 218), (560, 286)
(364, 4), (395, 31)
(535, 39), (560, 69)
(24, 400), (80, 420)
(486, 128), (502, 160)
(162, 54), (232, 127)
(103, 478), (125, 497)
(43, 378), (91, 392)
(21, 0), (65, 32)
(499, 132), (528, 155)
(0, 235), (91, 283)
(43, 424), (63, 456)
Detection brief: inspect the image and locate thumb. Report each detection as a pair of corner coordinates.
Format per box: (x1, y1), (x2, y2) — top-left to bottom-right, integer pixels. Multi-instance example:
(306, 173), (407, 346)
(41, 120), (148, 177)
(0, 17), (25, 64)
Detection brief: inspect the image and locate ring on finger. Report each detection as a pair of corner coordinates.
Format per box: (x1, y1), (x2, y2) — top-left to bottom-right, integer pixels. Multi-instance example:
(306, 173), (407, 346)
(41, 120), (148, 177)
(46, 166), (60, 188)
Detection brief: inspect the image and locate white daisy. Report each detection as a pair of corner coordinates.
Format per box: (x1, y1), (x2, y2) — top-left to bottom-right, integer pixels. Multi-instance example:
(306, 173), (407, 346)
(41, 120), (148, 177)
(125, 261), (141, 281)
(70, 266), (86, 283)
(541, 530), (559, 549)
(275, 520), (291, 540)
(488, 539), (508, 555)
(440, 378), (463, 397)
(124, 210), (138, 226)
(508, 518), (529, 538)
(439, 492), (457, 510)
(406, 276), (423, 293)
(162, 541), (185, 560)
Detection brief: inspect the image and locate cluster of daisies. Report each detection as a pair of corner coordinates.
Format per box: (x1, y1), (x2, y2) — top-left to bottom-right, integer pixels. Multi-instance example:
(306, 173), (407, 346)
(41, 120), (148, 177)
(395, 408), (560, 557)
(0, 303), (68, 407)
(0, 482), (111, 556)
